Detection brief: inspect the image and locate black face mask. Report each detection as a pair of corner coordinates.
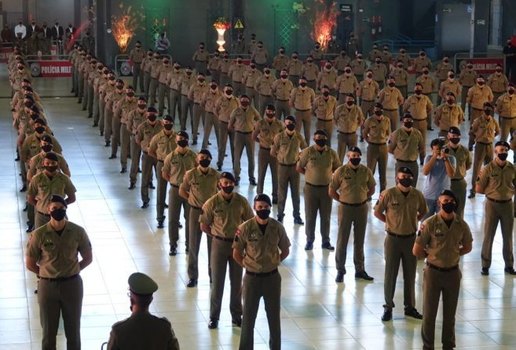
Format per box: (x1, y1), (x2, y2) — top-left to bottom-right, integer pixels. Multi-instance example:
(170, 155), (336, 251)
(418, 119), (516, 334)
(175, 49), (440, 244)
(300, 82), (307, 87)
(345, 70), (352, 74)
(225, 90), (233, 96)
(50, 208), (67, 221)
(441, 202), (456, 214)
(374, 110), (383, 116)
(449, 138), (460, 145)
(240, 101), (250, 108)
(509, 89), (515, 95)
(127, 92), (135, 97)
(222, 185), (234, 194)
(286, 124), (296, 131)
(163, 124), (173, 131)
(265, 113), (275, 118)
(403, 121), (413, 128)
(256, 209), (271, 220)
(447, 99), (455, 105)
(399, 178), (412, 188)
(177, 139), (188, 148)
(449, 74), (455, 79)
(388, 82), (395, 87)
(45, 165), (58, 173)
(498, 153), (508, 161)
(323, 92), (330, 97)
(138, 105), (146, 110)
(484, 109), (492, 115)
(350, 158), (361, 166)
(210, 84), (217, 90)
(415, 90), (422, 95)
(41, 145), (52, 152)
(366, 74), (373, 79)
(314, 139), (326, 147)
(35, 126), (45, 134)
(199, 159), (211, 168)
(280, 75), (288, 79)
(346, 101), (354, 106)
(148, 115), (157, 122)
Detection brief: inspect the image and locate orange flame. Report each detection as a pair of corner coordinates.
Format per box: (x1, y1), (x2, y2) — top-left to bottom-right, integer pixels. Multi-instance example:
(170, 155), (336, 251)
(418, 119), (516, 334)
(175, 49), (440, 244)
(111, 3), (145, 53)
(312, 0), (339, 50)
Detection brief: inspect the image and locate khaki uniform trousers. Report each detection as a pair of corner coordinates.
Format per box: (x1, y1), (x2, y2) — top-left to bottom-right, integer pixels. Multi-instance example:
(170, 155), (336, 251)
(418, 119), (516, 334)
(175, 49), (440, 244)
(148, 78), (159, 106)
(337, 131), (358, 163)
(218, 121), (234, 169)
(129, 136), (141, 183)
(72, 67), (78, 95)
(98, 96), (106, 134)
(360, 100), (375, 138)
(259, 95), (274, 117)
(366, 143), (388, 191)
(38, 275), (83, 350)
(168, 185), (190, 249)
(77, 74), (84, 101)
(500, 116), (516, 142)
(188, 207), (212, 280)
(103, 104), (114, 143)
(233, 131), (255, 181)
(132, 63), (144, 92)
(470, 107), (483, 123)
(87, 84), (94, 117)
(398, 85), (408, 99)
(111, 114), (121, 157)
(233, 82), (244, 97)
(245, 87), (259, 108)
(395, 160), (419, 188)
(240, 271), (282, 350)
(210, 238), (243, 321)
(120, 125), (131, 168)
(277, 164), (301, 218)
(274, 100), (290, 120)
(92, 92), (99, 125)
(35, 211), (51, 229)
(470, 142), (493, 191)
(202, 112), (220, 149)
(304, 184), (332, 244)
(460, 86), (472, 114)
(294, 109), (312, 143)
(422, 266), (461, 350)
(412, 119), (428, 164)
(192, 103), (204, 143)
(180, 95), (193, 131)
(383, 234), (417, 310)
(81, 77), (88, 108)
(144, 71), (151, 97)
(481, 200), (514, 269)
(169, 89), (181, 123)
(316, 119), (334, 147)
(156, 161), (168, 221)
(257, 147), (278, 199)
(384, 108), (399, 131)
(158, 83), (170, 115)
(335, 203), (368, 273)
(140, 152), (157, 203)
(450, 178), (467, 218)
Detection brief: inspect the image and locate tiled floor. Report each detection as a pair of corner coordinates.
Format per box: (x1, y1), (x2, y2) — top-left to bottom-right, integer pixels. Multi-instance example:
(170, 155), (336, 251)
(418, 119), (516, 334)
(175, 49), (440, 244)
(1, 68), (515, 349)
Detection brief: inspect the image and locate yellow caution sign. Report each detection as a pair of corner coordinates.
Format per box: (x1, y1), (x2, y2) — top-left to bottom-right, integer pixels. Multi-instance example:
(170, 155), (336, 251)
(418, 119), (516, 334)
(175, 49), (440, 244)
(234, 18), (244, 29)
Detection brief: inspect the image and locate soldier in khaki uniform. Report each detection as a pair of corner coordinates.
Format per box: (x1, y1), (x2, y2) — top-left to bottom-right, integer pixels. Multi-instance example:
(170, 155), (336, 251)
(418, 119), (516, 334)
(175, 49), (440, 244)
(336, 66), (359, 103)
(403, 83), (433, 151)
(27, 136), (70, 182)
(271, 69), (293, 119)
(435, 57), (453, 104)
(271, 116), (307, 224)
(179, 149), (220, 287)
(330, 146), (376, 282)
(179, 67), (195, 131)
(391, 61), (409, 98)
(201, 81), (222, 149)
(192, 42), (209, 74)
(333, 50), (351, 75)
(162, 131), (197, 256)
(229, 95), (261, 185)
(127, 99), (148, 189)
(313, 85), (337, 146)
(219, 53), (232, 86)
(142, 49), (154, 96)
(363, 103), (392, 191)
(487, 64), (509, 102)
(148, 53), (162, 106)
(412, 51), (432, 76)
(416, 69), (437, 129)
(98, 72), (116, 136)
(396, 48), (412, 69)
(388, 113), (425, 185)
(317, 62), (338, 95)
(458, 62), (477, 114)
(468, 103), (500, 198)
(371, 58), (388, 89)
(252, 105), (284, 201)
(216, 85), (239, 170)
(104, 79), (125, 148)
(272, 47), (289, 76)
(446, 127), (472, 218)
(228, 57), (246, 96)
(297, 130), (340, 251)
(167, 63), (183, 121)
(200, 172), (254, 329)
(243, 63), (262, 107)
(378, 77), (404, 130)
(334, 94), (363, 161)
(289, 77), (315, 143)
(287, 52), (303, 84)
(302, 56), (320, 90)
(255, 67), (275, 116)
(188, 73), (208, 145)
(434, 92), (464, 138)
(413, 190), (473, 350)
(374, 167), (427, 321)
(136, 109), (163, 207)
(27, 152), (77, 228)
(467, 77), (494, 122)
(310, 43), (323, 66)
(368, 44), (382, 62)
(129, 41), (145, 92)
(357, 70), (380, 124)
(157, 57), (173, 115)
(350, 53), (366, 81)
(208, 52), (221, 84)
(149, 115), (176, 228)
(233, 194), (290, 350)
(438, 71), (461, 106)
(476, 141), (516, 276)
(113, 87), (137, 170)
(495, 85), (516, 141)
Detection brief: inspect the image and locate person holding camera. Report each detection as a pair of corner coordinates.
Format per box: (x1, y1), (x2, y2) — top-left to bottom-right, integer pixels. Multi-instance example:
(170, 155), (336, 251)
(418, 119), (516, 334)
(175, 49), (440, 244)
(421, 138), (456, 219)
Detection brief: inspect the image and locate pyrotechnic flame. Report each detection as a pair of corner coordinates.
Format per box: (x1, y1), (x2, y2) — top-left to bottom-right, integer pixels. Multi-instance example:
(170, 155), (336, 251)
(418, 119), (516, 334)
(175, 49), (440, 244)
(111, 3), (145, 53)
(312, 0), (339, 50)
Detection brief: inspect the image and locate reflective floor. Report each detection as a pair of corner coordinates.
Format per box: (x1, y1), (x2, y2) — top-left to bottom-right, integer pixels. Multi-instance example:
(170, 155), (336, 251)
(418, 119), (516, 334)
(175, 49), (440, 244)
(1, 69), (516, 349)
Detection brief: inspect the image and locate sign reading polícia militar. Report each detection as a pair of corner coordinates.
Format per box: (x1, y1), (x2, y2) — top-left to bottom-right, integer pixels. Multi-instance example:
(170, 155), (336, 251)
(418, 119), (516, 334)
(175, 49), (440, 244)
(29, 60), (72, 77)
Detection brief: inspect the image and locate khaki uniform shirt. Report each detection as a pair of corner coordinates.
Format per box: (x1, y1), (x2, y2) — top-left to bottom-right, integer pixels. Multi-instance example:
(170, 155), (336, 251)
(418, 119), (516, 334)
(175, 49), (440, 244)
(358, 79), (380, 101)
(136, 121), (163, 152)
(168, 69), (183, 90)
(127, 109), (146, 134)
(219, 59), (232, 74)
(158, 65), (173, 84)
(21, 133), (63, 163)
(233, 218), (291, 273)
(495, 93), (516, 118)
(459, 69), (477, 87)
(330, 163), (375, 203)
(128, 47), (145, 64)
(416, 75), (436, 94)
(334, 104), (363, 132)
(417, 214), (473, 268)
(114, 98), (137, 125)
(208, 56), (221, 72)
(298, 145), (340, 186)
(334, 55), (351, 71)
(368, 49), (382, 61)
(378, 87), (404, 110)
(162, 148), (197, 186)
(28, 172), (76, 213)
(26, 221), (91, 278)
(350, 59), (366, 76)
(141, 56), (153, 72)
(271, 131), (307, 164)
(302, 63), (320, 81)
(272, 54), (289, 71)
(477, 160), (516, 200)
(243, 69), (262, 88)
(255, 75), (274, 96)
(192, 49), (209, 63)
(375, 186), (427, 234)
(228, 63), (246, 83)
(412, 56), (432, 73)
(371, 63), (388, 83)
(215, 96), (239, 123)
(363, 116), (391, 144)
(272, 79), (293, 101)
(200, 192), (254, 239)
(287, 59), (303, 76)
(433, 103), (464, 131)
(470, 116), (499, 144)
(448, 144), (472, 180)
(402, 94), (433, 119)
(28, 152), (70, 180)
(391, 68), (408, 86)
(317, 70), (338, 90)
(439, 79), (461, 99)
(179, 74), (196, 96)
(487, 73), (509, 93)
(148, 130), (177, 161)
(203, 90), (222, 114)
(313, 96), (337, 121)
(435, 62), (453, 80)
(336, 75), (359, 94)
(229, 107), (261, 132)
(252, 47), (268, 65)
(150, 60), (162, 79)
(388, 127), (424, 161)
(180, 167), (220, 208)
(188, 82), (208, 104)
(289, 87), (315, 110)
(396, 53), (411, 68)
(253, 119), (284, 149)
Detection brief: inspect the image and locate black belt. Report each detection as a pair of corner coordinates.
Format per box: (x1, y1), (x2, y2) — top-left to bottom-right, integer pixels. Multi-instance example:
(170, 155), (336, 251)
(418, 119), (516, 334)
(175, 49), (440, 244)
(170, 183), (179, 188)
(157, 160), (164, 164)
(296, 109), (310, 112)
(413, 119), (426, 121)
(279, 163), (296, 166)
(427, 263), (458, 272)
(306, 182), (328, 188)
(384, 108), (398, 111)
(276, 99), (289, 102)
(39, 274), (79, 282)
(451, 178), (464, 181)
(477, 142), (491, 146)
(212, 235), (233, 242)
(396, 159), (416, 163)
(190, 205), (202, 210)
(37, 211), (50, 217)
(340, 200), (367, 206)
(361, 99), (374, 102)
(236, 131), (252, 134)
(338, 131), (355, 135)
(246, 268), (278, 277)
(260, 94), (272, 97)
(472, 107), (483, 111)
(368, 142), (386, 146)
(317, 118), (333, 122)
(220, 121), (229, 124)
(387, 231), (416, 238)
(260, 146), (271, 151)
(500, 116), (515, 120)
(487, 197), (512, 203)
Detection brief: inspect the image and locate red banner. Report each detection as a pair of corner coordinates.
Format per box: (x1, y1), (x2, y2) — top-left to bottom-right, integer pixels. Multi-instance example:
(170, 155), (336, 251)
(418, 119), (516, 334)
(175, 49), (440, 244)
(458, 57), (505, 75)
(0, 47), (14, 63)
(29, 60), (72, 77)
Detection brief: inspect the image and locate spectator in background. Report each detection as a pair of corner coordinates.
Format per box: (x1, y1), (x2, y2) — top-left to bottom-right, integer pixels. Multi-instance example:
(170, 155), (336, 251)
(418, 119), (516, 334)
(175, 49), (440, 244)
(1, 24), (13, 45)
(14, 20), (27, 40)
(503, 38), (516, 84)
(156, 32), (170, 55)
